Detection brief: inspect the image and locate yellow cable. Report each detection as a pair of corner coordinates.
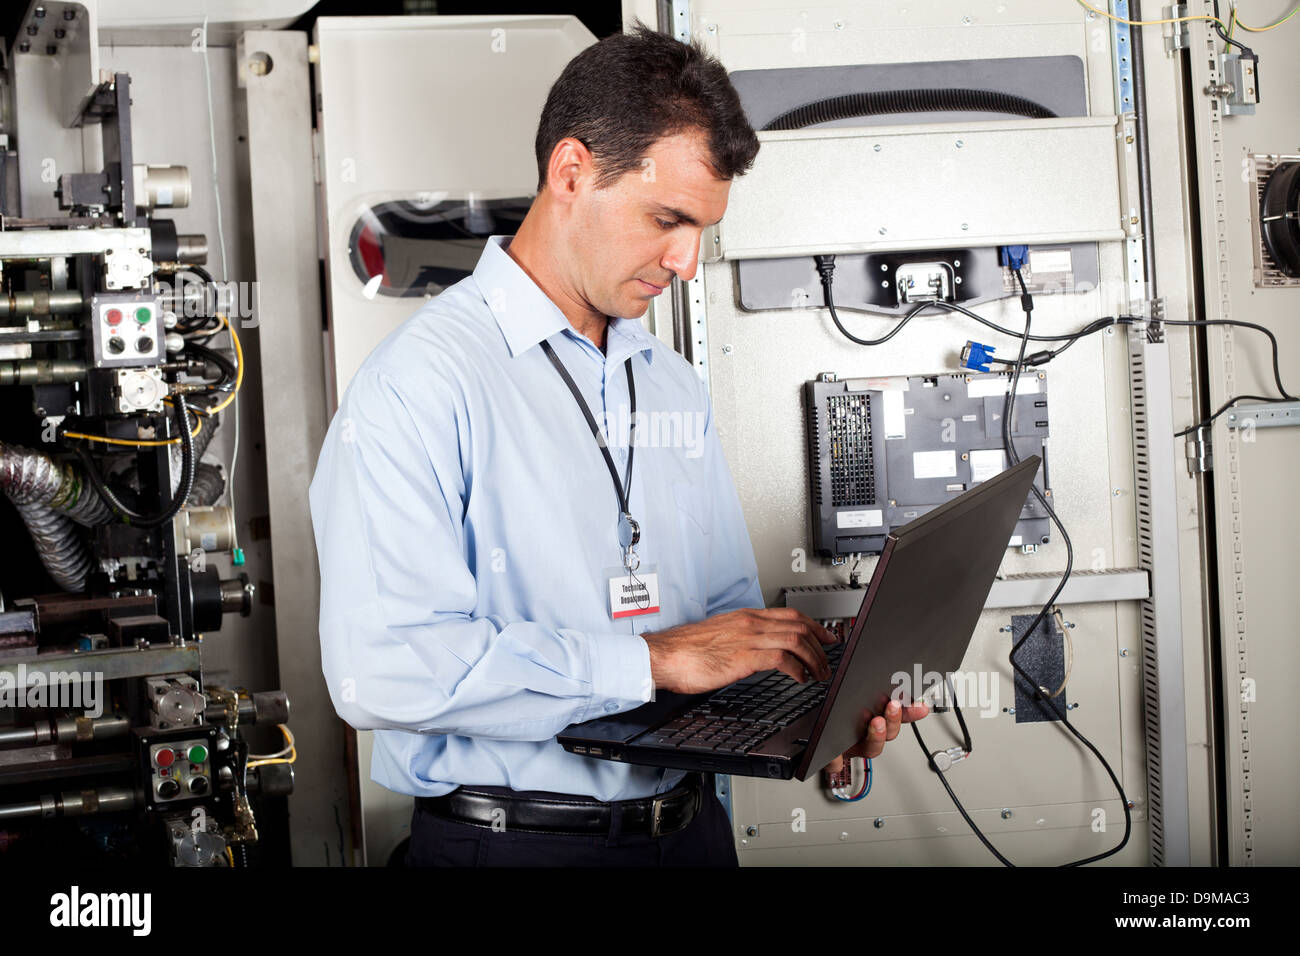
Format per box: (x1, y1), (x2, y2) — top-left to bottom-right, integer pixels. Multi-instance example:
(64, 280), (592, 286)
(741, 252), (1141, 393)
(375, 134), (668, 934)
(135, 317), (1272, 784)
(59, 313), (242, 446)
(1073, 0), (1230, 30)
(62, 411), (201, 447)
(1232, 2), (1299, 30)
(203, 314), (244, 416)
(247, 724), (296, 769)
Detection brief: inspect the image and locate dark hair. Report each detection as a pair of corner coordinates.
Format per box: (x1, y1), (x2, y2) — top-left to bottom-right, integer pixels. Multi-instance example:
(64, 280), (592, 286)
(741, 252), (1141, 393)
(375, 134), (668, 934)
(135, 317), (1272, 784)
(534, 21), (760, 192)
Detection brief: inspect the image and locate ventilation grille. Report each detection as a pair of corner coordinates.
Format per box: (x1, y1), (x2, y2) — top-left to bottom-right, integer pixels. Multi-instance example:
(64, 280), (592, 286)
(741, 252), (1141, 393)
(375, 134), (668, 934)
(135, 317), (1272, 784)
(1129, 332), (1164, 865)
(827, 393), (875, 507)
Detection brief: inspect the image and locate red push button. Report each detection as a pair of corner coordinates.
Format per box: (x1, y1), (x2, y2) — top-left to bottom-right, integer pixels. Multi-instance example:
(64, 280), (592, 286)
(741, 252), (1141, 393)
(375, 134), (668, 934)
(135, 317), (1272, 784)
(155, 748), (175, 768)
(106, 308), (123, 326)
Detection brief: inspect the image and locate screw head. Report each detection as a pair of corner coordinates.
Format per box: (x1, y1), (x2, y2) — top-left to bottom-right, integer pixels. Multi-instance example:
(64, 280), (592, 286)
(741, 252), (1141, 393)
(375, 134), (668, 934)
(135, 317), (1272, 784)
(878, 227), (887, 235)
(961, 223), (969, 230)
(1120, 648), (1129, 657)
(1008, 707), (1016, 715)
(1001, 808), (1013, 819)
(745, 825), (757, 836)
(956, 140), (964, 148)
(873, 817), (885, 828)
(873, 144), (882, 152)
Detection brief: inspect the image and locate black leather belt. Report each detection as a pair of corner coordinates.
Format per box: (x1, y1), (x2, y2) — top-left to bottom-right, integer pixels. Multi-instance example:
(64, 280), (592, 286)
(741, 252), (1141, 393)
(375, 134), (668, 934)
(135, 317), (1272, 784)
(416, 773), (703, 838)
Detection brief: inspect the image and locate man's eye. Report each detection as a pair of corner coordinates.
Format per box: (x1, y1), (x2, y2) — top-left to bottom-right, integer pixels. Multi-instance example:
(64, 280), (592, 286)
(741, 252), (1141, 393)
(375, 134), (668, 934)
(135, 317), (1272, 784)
(654, 218), (677, 230)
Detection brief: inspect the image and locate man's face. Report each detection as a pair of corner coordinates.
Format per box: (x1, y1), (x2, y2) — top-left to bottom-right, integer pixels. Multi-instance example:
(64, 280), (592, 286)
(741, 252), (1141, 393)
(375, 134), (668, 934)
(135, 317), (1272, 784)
(566, 129), (731, 320)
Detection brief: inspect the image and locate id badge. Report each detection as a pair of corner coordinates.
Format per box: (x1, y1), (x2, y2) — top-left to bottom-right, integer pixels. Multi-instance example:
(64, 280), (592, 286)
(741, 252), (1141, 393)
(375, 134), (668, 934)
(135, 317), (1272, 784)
(606, 565), (660, 620)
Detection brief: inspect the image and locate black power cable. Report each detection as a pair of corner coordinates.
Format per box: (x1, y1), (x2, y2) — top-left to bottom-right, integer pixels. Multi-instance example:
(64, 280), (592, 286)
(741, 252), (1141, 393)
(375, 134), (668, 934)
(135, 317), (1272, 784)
(813, 258), (1295, 436)
(67, 396), (197, 528)
(911, 267), (1133, 866)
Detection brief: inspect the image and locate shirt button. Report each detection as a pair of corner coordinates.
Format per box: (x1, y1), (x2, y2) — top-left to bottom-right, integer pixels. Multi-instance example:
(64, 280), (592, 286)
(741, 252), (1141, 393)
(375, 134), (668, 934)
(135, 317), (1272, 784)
(604, 702), (620, 714)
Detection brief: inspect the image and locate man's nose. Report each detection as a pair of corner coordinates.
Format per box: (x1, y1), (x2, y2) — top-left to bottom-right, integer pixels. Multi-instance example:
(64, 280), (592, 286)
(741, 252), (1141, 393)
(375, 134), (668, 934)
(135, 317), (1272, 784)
(662, 230), (701, 283)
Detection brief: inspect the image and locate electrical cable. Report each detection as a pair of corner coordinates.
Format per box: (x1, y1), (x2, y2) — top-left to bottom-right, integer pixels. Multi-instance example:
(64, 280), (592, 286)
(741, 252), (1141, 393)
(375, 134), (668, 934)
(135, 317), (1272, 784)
(1073, 0), (1231, 32)
(1212, 0), (1257, 52)
(1232, 1), (1300, 31)
(66, 396), (197, 527)
(202, 14), (241, 558)
(813, 258), (1293, 436)
(907, 268), (1132, 865)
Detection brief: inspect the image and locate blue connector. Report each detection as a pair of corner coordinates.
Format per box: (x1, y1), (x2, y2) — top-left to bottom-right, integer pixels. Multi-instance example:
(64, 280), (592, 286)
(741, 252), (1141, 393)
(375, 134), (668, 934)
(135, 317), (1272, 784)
(961, 340), (996, 372)
(999, 244), (1029, 271)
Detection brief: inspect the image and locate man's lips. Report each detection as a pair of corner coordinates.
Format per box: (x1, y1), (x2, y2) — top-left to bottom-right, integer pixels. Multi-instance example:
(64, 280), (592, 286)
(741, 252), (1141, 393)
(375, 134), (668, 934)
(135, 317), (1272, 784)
(638, 279), (667, 293)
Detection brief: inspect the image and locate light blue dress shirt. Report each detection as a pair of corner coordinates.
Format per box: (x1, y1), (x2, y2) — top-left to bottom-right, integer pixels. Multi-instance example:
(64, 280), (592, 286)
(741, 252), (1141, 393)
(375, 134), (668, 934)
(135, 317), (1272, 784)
(309, 235), (763, 801)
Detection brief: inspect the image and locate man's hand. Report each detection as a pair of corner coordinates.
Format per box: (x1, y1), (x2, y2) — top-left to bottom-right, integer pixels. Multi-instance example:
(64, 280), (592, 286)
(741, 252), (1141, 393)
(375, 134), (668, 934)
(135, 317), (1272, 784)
(824, 698), (931, 776)
(642, 607), (835, 695)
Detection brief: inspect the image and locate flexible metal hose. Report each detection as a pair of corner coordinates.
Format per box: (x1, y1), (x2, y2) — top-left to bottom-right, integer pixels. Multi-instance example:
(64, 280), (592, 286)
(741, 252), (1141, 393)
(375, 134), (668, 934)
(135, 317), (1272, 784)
(0, 443), (114, 591)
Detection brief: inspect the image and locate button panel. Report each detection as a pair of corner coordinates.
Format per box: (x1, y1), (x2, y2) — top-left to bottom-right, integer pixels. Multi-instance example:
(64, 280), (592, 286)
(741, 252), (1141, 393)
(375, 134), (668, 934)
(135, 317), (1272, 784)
(89, 293), (163, 368)
(149, 738), (211, 803)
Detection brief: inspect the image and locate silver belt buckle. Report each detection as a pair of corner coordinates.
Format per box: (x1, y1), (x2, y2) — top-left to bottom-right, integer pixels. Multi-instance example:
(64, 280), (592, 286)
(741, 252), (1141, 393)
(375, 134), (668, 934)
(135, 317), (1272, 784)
(650, 794), (666, 838)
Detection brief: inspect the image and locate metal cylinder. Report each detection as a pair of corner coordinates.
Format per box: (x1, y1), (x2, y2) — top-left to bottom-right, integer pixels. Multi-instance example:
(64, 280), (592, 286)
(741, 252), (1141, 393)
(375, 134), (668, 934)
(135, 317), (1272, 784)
(0, 359), (85, 386)
(175, 234), (208, 264)
(205, 689), (289, 725)
(177, 505), (236, 554)
(0, 799), (46, 821)
(220, 574), (254, 617)
(251, 762), (295, 798)
(251, 690), (289, 724)
(57, 786), (136, 817)
(0, 290), (85, 317)
(0, 714), (130, 749)
(133, 163), (191, 209)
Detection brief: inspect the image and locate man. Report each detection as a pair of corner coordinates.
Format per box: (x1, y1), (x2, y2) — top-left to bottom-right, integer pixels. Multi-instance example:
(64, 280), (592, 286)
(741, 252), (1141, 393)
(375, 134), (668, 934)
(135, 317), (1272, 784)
(309, 22), (926, 867)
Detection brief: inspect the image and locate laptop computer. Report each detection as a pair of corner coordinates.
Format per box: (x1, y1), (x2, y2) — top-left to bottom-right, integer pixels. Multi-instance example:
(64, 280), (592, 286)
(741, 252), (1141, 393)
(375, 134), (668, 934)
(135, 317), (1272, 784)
(558, 454), (1042, 781)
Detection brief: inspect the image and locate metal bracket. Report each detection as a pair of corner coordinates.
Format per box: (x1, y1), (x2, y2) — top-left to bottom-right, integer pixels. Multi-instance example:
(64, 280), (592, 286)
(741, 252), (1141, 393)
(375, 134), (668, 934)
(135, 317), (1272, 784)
(1224, 401), (1300, 429)
(1216, 53), (1259, 115)
(1185, 424), (1212, 475)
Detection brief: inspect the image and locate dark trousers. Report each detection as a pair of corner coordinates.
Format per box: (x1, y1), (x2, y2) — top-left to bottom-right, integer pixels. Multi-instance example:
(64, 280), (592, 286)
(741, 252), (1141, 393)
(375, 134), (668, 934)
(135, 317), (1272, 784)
(404, 780), (740, 867)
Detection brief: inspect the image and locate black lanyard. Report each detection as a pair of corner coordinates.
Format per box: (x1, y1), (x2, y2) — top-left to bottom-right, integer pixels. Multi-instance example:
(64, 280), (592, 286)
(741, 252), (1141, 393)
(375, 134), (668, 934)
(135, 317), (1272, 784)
(539, 339), (640, 567)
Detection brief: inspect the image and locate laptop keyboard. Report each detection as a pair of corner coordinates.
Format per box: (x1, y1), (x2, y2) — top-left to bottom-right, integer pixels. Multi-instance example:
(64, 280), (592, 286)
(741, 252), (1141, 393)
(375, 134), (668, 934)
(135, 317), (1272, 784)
(635, 642), (846, 756)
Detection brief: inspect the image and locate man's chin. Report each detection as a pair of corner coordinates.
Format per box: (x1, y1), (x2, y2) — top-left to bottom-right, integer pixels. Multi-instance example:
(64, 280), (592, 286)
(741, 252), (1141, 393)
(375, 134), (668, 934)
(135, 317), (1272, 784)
(617, 298), (652, 319)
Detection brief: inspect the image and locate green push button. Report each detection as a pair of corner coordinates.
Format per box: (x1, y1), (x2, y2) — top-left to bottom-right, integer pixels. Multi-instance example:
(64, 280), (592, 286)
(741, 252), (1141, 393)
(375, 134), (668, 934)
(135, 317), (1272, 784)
(187, 744), (208, 764)
(135, 306), (152, 324)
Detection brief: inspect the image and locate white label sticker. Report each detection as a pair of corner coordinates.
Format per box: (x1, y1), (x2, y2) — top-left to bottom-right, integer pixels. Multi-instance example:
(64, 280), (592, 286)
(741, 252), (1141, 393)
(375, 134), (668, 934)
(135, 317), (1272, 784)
(967, 377), (1040, 399)
(912, 449), (956, 479)
(969, 449), (1007, 484)
(609, 571), (660, 619)
(199, 532), (218, 551)
(882, 389), (906, 439)
(1008, 535), (1023, 547)
(837, 509), (883, 529)
(1029, 249), (1073, 275)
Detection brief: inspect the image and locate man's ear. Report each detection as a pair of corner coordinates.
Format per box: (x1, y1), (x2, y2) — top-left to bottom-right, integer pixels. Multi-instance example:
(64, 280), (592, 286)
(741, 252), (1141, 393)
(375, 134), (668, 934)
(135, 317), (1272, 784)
(545, 137), (594, 200)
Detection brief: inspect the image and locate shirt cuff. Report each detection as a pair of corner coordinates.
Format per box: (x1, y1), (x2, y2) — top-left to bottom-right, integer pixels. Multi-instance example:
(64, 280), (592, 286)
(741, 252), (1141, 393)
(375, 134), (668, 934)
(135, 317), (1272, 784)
(582, 631), (654, 721)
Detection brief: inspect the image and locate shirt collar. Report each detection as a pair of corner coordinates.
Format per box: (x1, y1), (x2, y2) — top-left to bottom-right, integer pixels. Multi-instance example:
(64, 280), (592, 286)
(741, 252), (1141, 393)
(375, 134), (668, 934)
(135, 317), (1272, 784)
(472, 235), (656, 366)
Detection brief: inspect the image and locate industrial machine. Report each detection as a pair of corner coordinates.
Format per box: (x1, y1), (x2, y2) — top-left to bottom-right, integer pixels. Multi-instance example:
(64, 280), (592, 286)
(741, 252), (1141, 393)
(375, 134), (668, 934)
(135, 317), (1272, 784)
(0, 1), (293, 867)
(3, 0), (1293, 868)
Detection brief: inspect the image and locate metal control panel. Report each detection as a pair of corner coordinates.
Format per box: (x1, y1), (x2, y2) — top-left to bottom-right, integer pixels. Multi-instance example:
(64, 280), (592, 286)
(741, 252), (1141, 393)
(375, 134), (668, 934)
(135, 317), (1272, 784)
(143, 731), (217, 808)
(88, 292), (163, 368)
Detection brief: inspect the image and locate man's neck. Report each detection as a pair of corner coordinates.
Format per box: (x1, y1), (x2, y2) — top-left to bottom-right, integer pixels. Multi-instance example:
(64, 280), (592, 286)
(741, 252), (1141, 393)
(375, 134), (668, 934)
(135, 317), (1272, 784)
(504, 211), (609, 352)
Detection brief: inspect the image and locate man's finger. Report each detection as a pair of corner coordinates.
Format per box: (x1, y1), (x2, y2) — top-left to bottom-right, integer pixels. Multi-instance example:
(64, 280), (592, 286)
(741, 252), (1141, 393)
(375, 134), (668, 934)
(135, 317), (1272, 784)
(862, 714), (887, 759)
